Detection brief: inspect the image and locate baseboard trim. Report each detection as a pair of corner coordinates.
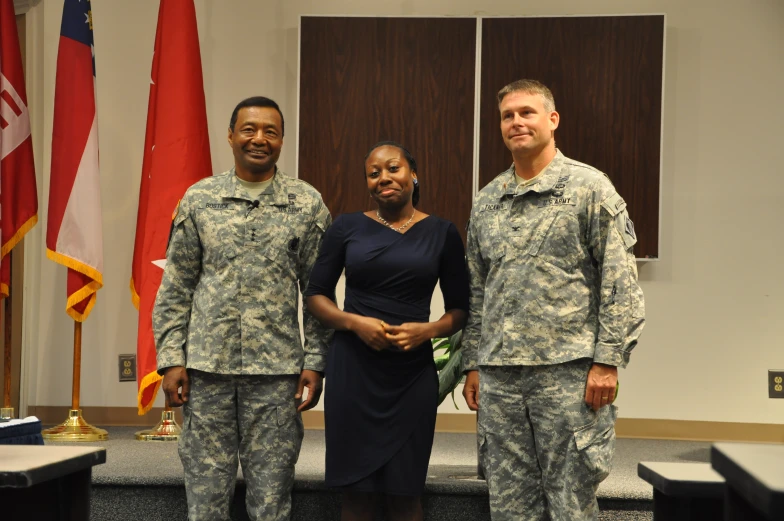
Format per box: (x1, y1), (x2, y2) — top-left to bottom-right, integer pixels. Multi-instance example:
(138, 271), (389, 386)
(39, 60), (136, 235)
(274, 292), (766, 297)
(300, 413), (479, 433)
(614, 418), (784, 443)
(302, 410), (324, 429)
(27, 406), (784, 443)
(302, 413), (784, 443)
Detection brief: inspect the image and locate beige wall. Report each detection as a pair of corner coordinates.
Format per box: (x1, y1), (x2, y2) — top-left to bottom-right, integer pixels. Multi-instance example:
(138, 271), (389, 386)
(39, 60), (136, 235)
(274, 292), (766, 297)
(19, 0), (784, 425)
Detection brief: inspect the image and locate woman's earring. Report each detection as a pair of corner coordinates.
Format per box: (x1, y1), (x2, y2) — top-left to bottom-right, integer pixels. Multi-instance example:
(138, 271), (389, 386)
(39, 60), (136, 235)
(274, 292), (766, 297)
(413, 178), (419, 185)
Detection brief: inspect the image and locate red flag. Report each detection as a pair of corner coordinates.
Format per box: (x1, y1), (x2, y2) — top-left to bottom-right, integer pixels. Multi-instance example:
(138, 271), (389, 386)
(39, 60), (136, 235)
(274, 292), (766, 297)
(1, 0), (38, 298)
(131, 0), (212, 414)
(46, 0), (103, 322)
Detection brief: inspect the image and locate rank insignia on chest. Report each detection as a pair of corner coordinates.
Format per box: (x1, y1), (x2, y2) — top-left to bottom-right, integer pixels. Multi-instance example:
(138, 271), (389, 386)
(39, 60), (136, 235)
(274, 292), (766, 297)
(288, 237), (300, 252)
(551, 175), (571, 198)
(288, 193), (297, 203)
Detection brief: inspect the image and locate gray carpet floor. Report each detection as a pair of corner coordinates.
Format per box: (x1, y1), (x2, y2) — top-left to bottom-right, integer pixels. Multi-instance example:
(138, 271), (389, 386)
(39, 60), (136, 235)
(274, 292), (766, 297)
(46, 426), (711, 502)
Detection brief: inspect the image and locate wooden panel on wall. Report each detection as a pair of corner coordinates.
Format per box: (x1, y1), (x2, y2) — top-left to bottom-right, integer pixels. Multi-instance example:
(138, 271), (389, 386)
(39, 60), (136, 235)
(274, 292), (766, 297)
(299, 17), (476, 239)
(480, 16), (664, 258)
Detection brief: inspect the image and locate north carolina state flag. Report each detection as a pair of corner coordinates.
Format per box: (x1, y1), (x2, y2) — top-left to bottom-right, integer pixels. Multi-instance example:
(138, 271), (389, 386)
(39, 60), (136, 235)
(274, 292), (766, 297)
(0, 0), (38, 298)
(46, 0), (103, 322)
(131, 0), (212, 414)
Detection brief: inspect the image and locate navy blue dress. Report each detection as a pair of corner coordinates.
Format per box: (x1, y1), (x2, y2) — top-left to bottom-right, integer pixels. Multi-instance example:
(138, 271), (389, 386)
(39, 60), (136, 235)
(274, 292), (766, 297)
(305, 212), (469, 495)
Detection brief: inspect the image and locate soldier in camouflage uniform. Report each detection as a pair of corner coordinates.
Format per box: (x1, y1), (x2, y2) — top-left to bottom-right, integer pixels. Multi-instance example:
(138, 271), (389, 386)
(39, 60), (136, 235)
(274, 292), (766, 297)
(154, 96), (332, 521)
(462, 80), (645, 521)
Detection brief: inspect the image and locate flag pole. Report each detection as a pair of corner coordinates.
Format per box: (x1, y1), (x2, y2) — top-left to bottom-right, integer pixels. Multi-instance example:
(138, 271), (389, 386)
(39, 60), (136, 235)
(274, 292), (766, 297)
(42, 320), (108, 441)
(1, 253), (14, 421)
(72, 320), (82, 410)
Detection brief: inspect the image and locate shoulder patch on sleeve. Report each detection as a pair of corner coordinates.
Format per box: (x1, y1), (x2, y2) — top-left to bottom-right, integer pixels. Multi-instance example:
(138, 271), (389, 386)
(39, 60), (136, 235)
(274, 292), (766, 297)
(618, 214), (637, 249)
(172, 198), (188, 226)
(601, 193), (627, 217)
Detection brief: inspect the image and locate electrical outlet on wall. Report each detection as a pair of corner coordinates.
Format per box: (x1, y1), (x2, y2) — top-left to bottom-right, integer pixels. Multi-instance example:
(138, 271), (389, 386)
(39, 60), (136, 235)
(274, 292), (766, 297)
(769, 370), (784, 398)
(119, 354), (136, 382)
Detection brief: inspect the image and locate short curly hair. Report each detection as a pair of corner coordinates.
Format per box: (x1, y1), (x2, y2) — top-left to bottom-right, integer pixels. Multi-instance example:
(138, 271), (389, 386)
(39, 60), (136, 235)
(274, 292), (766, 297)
(364, 141), (420, 207)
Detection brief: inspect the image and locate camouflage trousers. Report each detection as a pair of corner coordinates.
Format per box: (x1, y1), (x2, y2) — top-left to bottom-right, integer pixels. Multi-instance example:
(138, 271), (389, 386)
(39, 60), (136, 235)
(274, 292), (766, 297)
(179, 370), (304, 521)
(478, 359), (617, 521)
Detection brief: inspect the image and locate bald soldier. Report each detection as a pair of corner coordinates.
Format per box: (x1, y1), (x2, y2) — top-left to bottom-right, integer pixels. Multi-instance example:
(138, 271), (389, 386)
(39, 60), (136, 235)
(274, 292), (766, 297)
(154, 96), (331, 521)
(462, 79), (645, 521)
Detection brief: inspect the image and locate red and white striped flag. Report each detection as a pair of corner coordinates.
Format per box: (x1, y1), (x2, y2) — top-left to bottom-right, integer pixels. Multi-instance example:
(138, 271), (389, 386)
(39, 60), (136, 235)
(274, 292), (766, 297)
(0, 0), (38, 298)
(131, 0), (212, 414)
(46, 0), (103, 321)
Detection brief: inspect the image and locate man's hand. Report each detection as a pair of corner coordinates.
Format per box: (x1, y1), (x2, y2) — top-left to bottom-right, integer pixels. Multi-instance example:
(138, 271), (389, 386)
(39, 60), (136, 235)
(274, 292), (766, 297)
(296, 369), (324, 412)
(350, 316), (393, 351)
(463, 370), (480, 411)
(162, 366), (190, 407)
(585, 363), (618, 411)
(384, 322), (434, 351)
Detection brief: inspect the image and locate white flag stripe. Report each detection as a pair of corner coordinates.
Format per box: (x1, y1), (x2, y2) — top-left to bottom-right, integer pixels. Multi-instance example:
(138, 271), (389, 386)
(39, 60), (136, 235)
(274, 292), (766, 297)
(55, 115), (103, 271)
(0, 72), (31, 160)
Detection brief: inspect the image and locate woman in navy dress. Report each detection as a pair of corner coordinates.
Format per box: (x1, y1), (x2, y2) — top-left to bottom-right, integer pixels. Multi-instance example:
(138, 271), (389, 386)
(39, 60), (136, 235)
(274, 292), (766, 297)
(304, 142), (469, 521)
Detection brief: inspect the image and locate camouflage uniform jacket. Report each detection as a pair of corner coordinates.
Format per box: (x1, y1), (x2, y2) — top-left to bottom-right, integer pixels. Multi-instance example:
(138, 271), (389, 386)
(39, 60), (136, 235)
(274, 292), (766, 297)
(154, 168), (332, 376)
(462, 150), (644, 371)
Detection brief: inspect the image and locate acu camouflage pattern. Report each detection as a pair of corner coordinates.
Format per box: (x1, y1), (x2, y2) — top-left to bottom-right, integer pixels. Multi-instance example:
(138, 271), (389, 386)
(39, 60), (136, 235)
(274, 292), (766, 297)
(179, 371), (303, 521)
(462, 150), (645, 371)
(478, 360), (617, 521)
(153, 168), (332, 376)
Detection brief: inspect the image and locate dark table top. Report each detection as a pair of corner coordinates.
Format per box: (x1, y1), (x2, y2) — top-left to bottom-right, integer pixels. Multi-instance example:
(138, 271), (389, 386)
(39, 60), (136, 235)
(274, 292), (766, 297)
(638, 461), (725, 498)
(711, 442), (784, 518)
(0, 445), (106, 488)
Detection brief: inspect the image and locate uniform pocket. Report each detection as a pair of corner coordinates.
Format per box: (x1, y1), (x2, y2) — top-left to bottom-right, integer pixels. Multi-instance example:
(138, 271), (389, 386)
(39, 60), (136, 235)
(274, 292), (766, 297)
(194, 208), (240, 261)
(276, 404), (297, 427)
(263, 233), (300, 274)
(275, 404), (304, 466)
(529, 210), (582, 270)
(573, 404), (617, 484)
(474, 211), (507, 265)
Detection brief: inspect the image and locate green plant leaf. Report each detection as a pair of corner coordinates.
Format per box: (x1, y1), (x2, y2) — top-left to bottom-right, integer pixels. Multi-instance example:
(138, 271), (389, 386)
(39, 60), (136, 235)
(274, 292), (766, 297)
(431, 338), (450, 351)
(436, 330), (464, 406)
(434, 353), (450, 371)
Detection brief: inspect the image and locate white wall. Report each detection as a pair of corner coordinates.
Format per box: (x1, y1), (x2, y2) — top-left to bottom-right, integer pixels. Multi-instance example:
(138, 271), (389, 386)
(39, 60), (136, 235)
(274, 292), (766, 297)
(20, 0), (784, 424)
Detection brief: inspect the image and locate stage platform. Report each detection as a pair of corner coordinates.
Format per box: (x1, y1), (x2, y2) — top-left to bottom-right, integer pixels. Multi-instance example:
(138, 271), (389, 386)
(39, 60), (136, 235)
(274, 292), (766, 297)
(45, 427), (713, 520)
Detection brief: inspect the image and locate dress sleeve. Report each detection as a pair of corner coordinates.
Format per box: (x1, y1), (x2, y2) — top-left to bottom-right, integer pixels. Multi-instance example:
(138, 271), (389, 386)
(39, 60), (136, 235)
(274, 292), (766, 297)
(438, 222), (470, 313)
(303, 214), (347, 301)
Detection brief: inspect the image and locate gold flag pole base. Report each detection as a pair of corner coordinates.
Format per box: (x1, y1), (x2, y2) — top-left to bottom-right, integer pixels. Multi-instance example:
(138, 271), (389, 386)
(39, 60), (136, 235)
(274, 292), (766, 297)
(135, 409), (181, 441)
(42, 409), (108, 442)
(0, 407), (13, 422)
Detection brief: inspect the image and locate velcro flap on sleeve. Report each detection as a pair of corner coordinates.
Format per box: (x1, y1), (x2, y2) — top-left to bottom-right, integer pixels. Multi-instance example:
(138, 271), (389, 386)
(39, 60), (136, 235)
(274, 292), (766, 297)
(315, 203), (330, 232)
(601, 193), (627, 217)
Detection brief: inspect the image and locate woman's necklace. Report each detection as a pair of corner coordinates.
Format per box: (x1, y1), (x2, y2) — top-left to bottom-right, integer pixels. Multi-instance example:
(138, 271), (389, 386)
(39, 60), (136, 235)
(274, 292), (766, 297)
(376, 209), (416, 232)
